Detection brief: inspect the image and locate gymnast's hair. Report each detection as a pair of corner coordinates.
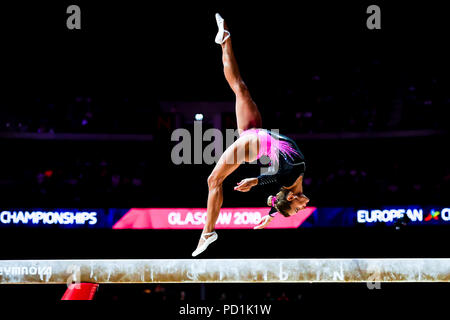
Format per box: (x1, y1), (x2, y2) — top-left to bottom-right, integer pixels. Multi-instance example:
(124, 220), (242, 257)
(267, 188), (291, 217)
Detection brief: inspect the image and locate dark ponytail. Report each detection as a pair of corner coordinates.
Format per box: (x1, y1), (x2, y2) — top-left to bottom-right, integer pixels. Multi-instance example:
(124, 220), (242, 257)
(266, 188), (291, 217)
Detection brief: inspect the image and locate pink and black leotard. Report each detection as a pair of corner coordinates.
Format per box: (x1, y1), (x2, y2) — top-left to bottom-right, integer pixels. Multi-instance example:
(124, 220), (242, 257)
(240, 129), (306, 188)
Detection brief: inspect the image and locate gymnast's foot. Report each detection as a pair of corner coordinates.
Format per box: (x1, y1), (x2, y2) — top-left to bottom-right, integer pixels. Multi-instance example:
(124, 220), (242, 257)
(192, 231), (218, 257)
(215, 13), (230, 45)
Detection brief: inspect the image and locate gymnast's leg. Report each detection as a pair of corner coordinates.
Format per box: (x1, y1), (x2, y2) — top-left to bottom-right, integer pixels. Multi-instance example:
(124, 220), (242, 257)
(192, 14), (262, 256)
(220, 19), (262, 132)
(192, 134), (259, 256)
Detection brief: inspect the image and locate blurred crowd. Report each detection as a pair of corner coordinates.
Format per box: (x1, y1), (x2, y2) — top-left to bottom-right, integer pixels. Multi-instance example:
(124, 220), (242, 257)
(97, 284), (302, 302)
(0, 58), (448, 207)
(0, 133), (447, 207)
(0, 60), (448, 135)
(0, 96), (160, 135)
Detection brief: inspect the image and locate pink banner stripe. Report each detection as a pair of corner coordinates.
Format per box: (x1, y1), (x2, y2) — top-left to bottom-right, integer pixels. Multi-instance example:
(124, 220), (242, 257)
(113, 207), (316, 229)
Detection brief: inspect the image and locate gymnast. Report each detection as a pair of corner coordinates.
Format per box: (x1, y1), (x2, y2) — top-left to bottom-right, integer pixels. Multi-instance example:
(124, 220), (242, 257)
(192, 14), (309, 257)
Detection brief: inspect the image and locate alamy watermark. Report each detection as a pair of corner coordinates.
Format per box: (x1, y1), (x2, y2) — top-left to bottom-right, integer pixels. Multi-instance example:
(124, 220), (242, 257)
(170, 122), (279, 175)
(366, 263), (382, 290)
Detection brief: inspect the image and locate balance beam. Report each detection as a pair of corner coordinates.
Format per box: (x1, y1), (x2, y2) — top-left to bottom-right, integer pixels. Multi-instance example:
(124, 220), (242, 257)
(0, 259), (449, 284)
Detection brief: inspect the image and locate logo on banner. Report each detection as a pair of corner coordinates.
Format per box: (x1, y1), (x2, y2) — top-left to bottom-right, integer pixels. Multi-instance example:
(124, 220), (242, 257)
(0, 210), (98, 226)
(357, 207), (450, 224)
(113, 207), (316, 229)
(424, 209), (440, 221)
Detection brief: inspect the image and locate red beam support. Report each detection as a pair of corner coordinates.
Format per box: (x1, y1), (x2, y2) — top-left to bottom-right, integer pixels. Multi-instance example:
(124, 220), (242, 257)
(61, 283), (99, 300)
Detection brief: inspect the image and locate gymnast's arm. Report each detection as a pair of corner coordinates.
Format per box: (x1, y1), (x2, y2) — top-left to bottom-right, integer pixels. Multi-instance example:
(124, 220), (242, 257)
(234, 177), (258, 192)
(233, 171), (280, 192)
(254, 214), (274, 229)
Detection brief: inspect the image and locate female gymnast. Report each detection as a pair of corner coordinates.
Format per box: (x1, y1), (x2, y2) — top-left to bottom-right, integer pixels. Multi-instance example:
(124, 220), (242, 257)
(192, 14), (310, 257)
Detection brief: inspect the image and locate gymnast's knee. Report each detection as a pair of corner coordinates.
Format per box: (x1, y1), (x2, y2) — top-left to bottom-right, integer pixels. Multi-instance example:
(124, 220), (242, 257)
(233, 80), (250, 97)
(207, 173), (223, 190)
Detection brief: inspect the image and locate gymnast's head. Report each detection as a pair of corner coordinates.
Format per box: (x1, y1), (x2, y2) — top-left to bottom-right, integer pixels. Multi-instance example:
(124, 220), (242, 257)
(267, 188), (310, 217)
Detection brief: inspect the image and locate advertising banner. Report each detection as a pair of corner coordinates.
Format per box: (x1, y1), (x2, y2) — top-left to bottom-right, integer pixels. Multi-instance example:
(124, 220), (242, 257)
(1, 206), (448, 229)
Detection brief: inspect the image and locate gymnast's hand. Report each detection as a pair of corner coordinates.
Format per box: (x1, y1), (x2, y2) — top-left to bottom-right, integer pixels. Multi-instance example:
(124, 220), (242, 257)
(234, 177), (258, 192)
(254, 215), (274, 229)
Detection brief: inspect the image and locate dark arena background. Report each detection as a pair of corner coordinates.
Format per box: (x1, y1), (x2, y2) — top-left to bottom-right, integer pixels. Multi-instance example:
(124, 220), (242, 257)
(0, 0), (448, 317)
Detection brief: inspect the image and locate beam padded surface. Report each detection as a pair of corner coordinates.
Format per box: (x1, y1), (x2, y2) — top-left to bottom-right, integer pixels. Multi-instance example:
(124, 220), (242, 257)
(0, 259), (449, 284)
